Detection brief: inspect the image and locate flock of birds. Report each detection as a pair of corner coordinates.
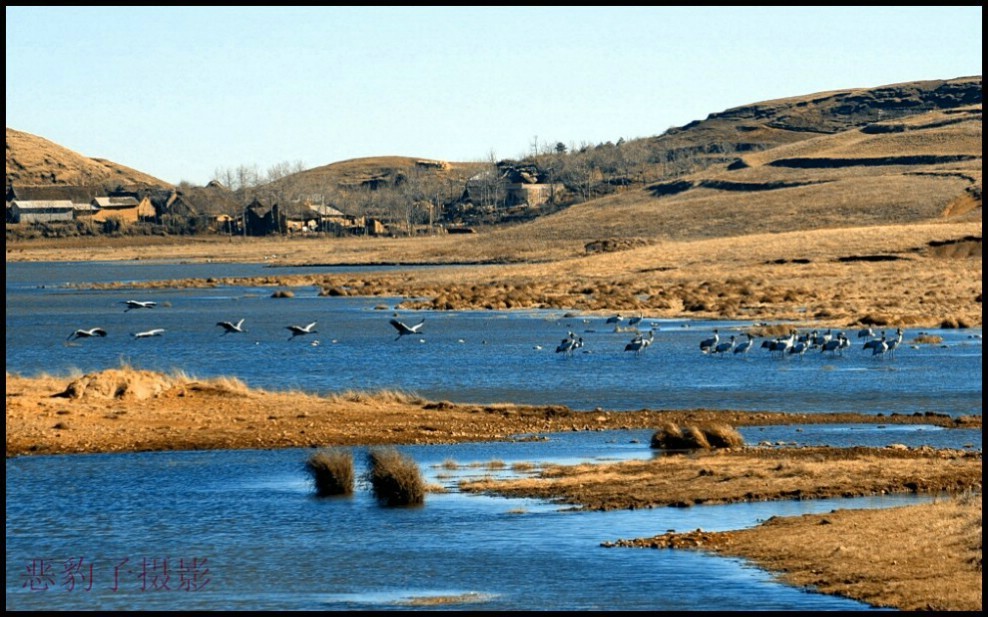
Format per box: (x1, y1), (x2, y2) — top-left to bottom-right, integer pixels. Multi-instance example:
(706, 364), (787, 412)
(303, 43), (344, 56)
(550, 313), (909, 360)
(695, 326), (906, 359)
(67, 300), (427, 344)
(69, 303), (909, 360)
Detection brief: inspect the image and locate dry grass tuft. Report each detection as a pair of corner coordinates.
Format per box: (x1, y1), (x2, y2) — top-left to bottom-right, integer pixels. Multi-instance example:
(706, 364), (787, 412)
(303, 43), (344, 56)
(305, 448), (355, 497)
(651, 422), (745, 451)
(331, 389), (424, 405)
(367, 447), (425, 507)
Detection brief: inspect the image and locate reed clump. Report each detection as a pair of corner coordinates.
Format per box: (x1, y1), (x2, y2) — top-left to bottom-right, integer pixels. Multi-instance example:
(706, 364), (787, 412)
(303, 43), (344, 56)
(305, 448), (355, 497)
(367, 447), (425, 507)
(650, 422), (745, 451)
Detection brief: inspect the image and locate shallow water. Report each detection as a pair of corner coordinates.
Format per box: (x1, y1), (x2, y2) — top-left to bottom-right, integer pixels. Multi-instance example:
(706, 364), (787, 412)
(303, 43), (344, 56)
(5, 261), (982, 417)
(7, 439), (922, 611)
(5, 261), (981, 610)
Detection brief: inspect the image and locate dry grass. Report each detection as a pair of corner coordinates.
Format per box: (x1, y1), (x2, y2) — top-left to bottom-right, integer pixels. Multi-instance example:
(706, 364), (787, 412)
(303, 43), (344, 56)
(6, 127), (170, 187)
(329, 389), (424, 406)
(305, 448), (355, 497)
(650, 422), (745, 451)
(459, 447), (982, 511)
(366, 446), (425, 507)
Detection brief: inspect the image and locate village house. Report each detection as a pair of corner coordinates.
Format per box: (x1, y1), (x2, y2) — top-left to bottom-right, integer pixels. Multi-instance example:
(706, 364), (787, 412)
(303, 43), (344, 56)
(90, 195), (145, 224)
(462, 162), (563, 210)
(243, 198), (285, 236)
(7, 200), (75, 224)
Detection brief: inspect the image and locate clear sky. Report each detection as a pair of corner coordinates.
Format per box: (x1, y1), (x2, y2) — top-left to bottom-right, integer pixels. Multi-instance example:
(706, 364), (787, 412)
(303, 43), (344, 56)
(6, 6), (983, 186)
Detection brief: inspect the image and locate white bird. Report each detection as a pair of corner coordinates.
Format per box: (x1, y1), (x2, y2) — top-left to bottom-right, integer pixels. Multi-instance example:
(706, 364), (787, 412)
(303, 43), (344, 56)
(67, 327), (107, 341)
(287, 322), (318, 339)
(699, 329), (719, 353)
(132, 328), (165, 339)
(216, 319), (246, 334)
(390, 318), (425, 340)
(624, 330), (654, 354)
(123, 300), (157, 312)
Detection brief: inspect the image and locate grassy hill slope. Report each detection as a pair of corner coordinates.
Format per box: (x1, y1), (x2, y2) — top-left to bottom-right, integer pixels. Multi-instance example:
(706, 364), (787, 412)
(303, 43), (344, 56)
(5, 127), (171, 188)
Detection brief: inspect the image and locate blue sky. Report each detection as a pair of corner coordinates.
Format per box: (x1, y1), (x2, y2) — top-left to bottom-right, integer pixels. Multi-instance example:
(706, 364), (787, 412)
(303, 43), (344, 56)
(6, 6), (983, 186)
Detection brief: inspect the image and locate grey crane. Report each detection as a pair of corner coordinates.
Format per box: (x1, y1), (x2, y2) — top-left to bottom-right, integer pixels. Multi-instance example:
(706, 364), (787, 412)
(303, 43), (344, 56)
(123, 300), (157, 312)
(287, 322), (318, 340)
(556, 333), (583, 354)
(67, 327), (107, 341)
(390, 318), (425, 341)
(624, 330), (654, 354)
(713, 334), (736, 355)
(132, 328), (165, 339)
(699, 329), (719, 354)
(733, 333), (754, 355)
(217, 319), (247, 335)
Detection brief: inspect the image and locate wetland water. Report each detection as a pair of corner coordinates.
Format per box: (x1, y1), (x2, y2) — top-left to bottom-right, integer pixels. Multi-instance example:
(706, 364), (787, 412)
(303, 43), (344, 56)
(5, 261), (982, 610)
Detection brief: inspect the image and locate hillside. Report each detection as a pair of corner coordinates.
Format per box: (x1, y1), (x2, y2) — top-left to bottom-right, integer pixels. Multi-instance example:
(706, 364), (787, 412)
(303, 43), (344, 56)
(5, 127), (170, 188)
(500, 104), (982, 251)
(642, 76), (982, 166)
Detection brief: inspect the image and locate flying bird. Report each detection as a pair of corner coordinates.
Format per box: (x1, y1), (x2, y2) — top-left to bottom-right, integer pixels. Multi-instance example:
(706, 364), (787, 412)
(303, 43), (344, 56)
(390, 318), (425, 341)
(132, 328), (165, 339)
(287, 322), (318, 339)
(123, 300), (157, 312)
(217, 319), (247, 334)
(67, 327), (107, 341)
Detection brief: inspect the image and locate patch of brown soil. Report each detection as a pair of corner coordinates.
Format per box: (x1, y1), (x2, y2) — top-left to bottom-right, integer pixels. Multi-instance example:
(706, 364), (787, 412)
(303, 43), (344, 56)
(5, 368), (979, 458)
(607, 497), (982, 611)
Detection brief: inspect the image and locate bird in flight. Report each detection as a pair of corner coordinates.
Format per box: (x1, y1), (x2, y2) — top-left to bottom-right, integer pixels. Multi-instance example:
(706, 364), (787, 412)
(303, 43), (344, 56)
(132, 328), (165, 339)
(287, 322), (318, 339)
(217, 319), (247, 335)
(390, 318), (425, 341)
(67, 327), (107, 341)
(123, 300), (157, 312)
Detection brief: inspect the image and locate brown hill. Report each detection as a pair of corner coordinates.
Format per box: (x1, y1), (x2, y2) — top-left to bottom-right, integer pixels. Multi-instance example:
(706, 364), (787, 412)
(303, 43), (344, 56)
(643, 76), (982, 168)
(504, 104), (982, 251)
(5, 127), (170, 188)
(250, 155), (486, 207)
